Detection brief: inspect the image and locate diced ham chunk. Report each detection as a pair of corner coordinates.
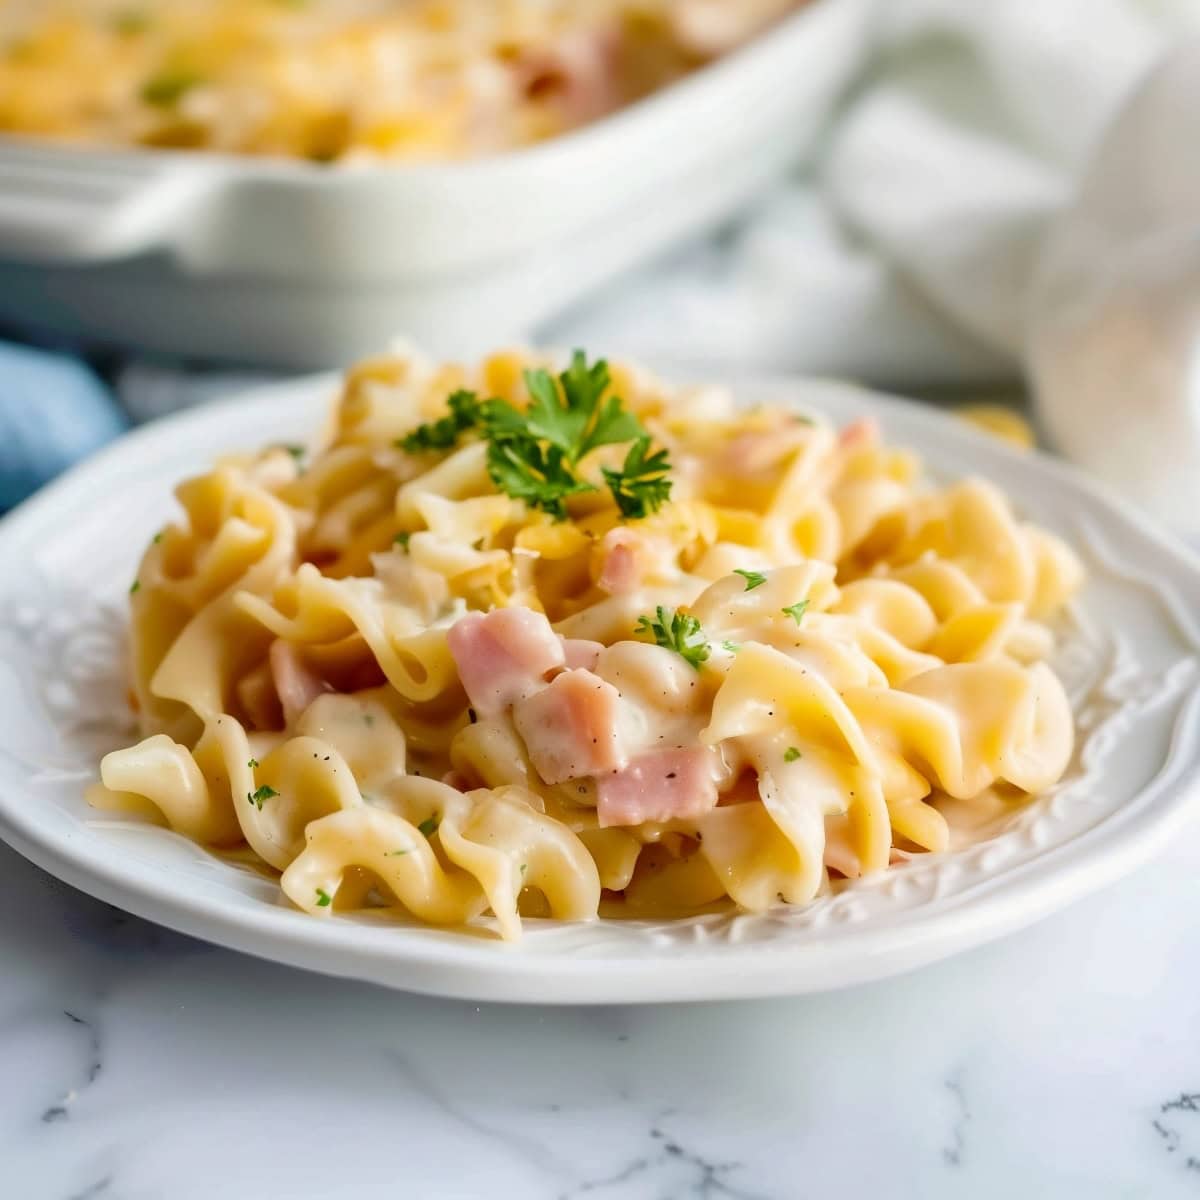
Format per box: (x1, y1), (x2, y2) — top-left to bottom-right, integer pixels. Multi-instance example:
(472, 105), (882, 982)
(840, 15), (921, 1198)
(839, 417), (879, 450)
(560, 637), (604, 671)
(512, 669), (626, 785)
(596, 747), (719, 828)
(597, 528), (641, 595)
(269, 640), (332, 727)
(447, 607), (565, 718)
(514, 26), (622, 125)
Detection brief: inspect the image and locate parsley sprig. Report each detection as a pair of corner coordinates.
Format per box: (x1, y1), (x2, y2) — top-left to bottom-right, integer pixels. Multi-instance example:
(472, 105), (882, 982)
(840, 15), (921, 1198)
(394, 352), (672, 521)
(485, 436), (593, 520)
(398, 390), (480, 454)
(603, 437), (672, 519)
(523, 353), (644, 464)
(635, 606), (710, 670)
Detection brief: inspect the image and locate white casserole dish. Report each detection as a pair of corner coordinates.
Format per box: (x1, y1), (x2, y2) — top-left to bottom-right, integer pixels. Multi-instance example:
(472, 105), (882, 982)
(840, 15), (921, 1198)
(0, 0), (868, 367)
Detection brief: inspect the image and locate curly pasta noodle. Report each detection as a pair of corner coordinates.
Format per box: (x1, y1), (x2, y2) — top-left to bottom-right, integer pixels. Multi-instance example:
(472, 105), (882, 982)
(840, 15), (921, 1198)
(90, 346), (1084, 940)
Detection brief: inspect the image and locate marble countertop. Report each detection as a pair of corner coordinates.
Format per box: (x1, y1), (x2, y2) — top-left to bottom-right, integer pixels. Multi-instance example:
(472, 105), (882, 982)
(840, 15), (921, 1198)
(3, 812), (1199, 1200)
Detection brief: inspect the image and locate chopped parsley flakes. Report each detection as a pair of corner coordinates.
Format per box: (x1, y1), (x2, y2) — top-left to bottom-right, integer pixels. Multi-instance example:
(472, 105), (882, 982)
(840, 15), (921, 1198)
(315, 888), (332, 908)
(417, 816), (439, 838)
(129, 580), (140, 594)
(141, 70), (203, 107)
(635, 606), (710, 670)
(784, 747), (802, 763)
(733, 568), (766, 591)
(247, 757), (259, 770)
(111, 9), (152, 35)
(782, 599), (809, 625)
(247, 784), (278, 810)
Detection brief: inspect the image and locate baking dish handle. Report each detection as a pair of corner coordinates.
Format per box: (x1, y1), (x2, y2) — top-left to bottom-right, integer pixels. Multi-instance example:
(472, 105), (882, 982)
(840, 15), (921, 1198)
(0, 149), (217, 264)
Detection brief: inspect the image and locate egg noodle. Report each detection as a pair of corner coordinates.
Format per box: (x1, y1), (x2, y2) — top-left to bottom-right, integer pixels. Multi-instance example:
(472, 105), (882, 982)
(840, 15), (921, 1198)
(90, 346), (1084, 940)
(0, 0), (804, 161)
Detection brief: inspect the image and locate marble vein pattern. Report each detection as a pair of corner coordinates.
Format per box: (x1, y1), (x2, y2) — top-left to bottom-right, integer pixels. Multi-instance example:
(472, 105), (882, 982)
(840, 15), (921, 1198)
(4, 811), (1200, 1199)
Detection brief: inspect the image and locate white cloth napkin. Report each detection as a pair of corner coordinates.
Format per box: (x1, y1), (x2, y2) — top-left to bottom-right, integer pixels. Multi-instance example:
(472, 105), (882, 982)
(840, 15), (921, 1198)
(551, 0), (1200, 535)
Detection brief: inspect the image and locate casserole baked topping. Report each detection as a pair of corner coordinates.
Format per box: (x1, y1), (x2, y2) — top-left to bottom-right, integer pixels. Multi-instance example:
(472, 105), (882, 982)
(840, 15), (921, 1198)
(0, 0), (807, 161)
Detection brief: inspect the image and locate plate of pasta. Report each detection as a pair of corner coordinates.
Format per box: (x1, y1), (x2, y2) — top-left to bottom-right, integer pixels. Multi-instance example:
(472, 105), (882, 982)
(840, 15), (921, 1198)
(0, 347), (1198, 1004)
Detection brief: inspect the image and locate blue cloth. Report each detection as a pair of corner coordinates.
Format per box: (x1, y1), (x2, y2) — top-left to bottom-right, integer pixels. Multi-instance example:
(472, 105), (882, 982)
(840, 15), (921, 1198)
(0, 340), (128, 511)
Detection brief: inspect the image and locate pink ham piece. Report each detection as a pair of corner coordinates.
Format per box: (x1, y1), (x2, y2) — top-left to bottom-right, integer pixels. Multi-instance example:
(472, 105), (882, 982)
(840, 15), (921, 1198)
(269, 640), (332, 727)
(597, 528), (641, 595)
(596, 748), (719, 828)
(839, 417), (880, 450)
(560, 637), (604, 671)
(514, 25), (622, 126)
(447, 607), (565, 718)
(512, 669), (626, 785)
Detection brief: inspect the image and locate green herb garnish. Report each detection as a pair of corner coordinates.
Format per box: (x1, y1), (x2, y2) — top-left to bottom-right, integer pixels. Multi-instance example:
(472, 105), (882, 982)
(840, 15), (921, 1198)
(721, 641), (740, 653)
(385, 848), (410, 857)
(397, 389), (481, 454)
(733, 569), (766, 591)
(522, 353), (644, 465)
(248, 784), (278, 810)
(391, 353), (671, 521)
(141, 70), (203, 107)
(247, 758), (259, 770)
(315, 888), (332, 907)
(783, 747), (802, 763)
(129, 580), (141, 595)
(635, 606), (710, 670)
(393, 531), (411, 552)
(417, 816), (439, 838)
(111, 10), (152, 35)
(152, 531), (163, 545)
(485, 436), (594, 519)
(782, 599), (809, 625)
(603, 436), (672, 519)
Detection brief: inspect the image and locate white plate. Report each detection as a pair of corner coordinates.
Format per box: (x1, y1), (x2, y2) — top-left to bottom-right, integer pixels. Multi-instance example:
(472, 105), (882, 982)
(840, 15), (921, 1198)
(1, 372), (1199, 1004)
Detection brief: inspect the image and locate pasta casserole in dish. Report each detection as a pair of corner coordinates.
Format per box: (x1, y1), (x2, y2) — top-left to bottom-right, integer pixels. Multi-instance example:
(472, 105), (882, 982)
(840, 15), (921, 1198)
(0, 0), (808, 161)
